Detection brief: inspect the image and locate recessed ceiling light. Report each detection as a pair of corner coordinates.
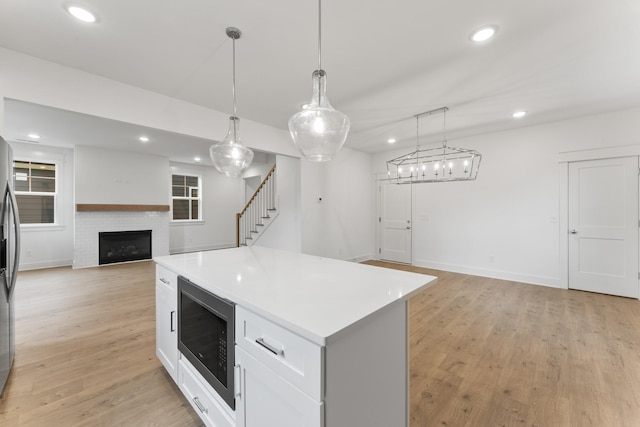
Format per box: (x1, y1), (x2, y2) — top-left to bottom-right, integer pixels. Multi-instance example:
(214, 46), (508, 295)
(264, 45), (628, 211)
(471, 26), (498, 43)
(139, 136), (150, 143)
(387, 138), (397, 144)
(194, 157), (201, 162)
(512, 111), (527, 119)
(27, 133), (40, 140)
(67, 5), (97, 23)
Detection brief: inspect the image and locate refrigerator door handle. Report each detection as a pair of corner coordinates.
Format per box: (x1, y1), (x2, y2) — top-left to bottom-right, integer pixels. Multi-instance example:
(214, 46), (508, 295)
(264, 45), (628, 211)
(1, 182), (20, 298)
(7, 183), (20, 297)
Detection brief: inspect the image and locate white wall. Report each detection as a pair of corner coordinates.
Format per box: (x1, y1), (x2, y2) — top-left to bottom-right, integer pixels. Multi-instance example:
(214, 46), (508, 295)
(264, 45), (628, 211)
(75, 145), (169, 205)
(372, 107), (640, 287)
(242, 153), (276, 203)
(10, 142), (74, 270)
(0, 46), (374, 265)
(169, 161), (243, 253)
(5, 47), (640, 280)
(301, 147), (375, 261)
(0, 47), (297, 158)
(255, 155), (302, 252)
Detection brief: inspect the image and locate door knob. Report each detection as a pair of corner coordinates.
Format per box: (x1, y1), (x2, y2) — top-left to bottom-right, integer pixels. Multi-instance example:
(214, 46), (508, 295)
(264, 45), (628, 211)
(569, 229), (578, 234)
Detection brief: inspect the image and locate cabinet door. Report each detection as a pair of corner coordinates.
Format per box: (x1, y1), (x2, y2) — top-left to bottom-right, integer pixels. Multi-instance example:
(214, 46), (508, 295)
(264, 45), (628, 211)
(236, 346), (323, 427)
(156, 276), (178, 382)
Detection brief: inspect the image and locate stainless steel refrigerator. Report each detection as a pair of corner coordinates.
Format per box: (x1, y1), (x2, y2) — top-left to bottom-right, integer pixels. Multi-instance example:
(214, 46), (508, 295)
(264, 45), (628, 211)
(0, 136), (20, 397)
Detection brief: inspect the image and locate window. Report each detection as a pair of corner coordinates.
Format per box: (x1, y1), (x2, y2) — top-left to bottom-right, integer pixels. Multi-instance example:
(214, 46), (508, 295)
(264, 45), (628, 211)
(13, 160), (56, 224)
(172, 174), (201, 221)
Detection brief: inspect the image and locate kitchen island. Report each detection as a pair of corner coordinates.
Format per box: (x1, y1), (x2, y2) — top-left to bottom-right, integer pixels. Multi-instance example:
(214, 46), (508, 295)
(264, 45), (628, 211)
(155, 246), (436, 427)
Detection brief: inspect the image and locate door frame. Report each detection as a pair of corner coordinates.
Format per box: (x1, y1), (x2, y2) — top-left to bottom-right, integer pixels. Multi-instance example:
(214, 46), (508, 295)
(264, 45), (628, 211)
(559, 144), (640, 298)
(375, 173), (413, 264)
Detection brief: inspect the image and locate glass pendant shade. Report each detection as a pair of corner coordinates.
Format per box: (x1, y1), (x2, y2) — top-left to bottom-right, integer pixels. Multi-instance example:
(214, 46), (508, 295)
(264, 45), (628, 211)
(289, 70), (350, 162)
(210, 27), (254, 177)
(210, 116), (254, 177)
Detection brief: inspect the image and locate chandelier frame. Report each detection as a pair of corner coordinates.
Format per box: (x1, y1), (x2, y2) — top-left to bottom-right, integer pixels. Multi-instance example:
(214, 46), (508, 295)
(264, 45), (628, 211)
(386, 107), (482, 184)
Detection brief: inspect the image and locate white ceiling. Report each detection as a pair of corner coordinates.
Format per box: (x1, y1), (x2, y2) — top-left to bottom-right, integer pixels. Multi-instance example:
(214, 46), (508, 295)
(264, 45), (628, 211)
(1, 0), (639, 160)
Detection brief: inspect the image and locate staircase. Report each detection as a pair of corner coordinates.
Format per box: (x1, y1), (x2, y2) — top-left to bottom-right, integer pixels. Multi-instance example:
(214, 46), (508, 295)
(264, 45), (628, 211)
(236, 164), (277, 247)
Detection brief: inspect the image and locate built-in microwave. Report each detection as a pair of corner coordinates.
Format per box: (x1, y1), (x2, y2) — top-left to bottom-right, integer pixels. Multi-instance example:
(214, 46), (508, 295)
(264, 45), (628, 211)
(177, 276), (235, 409)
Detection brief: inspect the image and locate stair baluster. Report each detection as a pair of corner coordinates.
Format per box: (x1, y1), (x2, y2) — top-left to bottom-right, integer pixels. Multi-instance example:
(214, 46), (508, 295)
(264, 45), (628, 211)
(236, 164), (277, 247)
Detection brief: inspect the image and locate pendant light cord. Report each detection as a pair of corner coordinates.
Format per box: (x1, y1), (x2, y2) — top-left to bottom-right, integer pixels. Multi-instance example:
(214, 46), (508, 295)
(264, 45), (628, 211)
(232, 36), (237, 119)
(415, 115), (420, 151)
(317, 0), (322, 71)
(231, 34), (238, 141)
(442, 108), (447, 147)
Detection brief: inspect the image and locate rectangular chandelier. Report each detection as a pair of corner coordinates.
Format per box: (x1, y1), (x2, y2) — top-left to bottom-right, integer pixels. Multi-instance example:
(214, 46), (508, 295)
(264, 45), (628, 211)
(386, 107), (482, 184)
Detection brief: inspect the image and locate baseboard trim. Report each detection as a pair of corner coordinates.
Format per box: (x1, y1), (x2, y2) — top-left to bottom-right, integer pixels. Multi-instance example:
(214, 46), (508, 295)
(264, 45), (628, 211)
(349, 253), (375, 263)
(19, 259), (73, 271)
(412, 259), (562, 289)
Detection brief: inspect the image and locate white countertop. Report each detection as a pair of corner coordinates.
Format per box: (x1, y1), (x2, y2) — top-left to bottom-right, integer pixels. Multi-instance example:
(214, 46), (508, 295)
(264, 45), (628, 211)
(154, 246), (437, 345)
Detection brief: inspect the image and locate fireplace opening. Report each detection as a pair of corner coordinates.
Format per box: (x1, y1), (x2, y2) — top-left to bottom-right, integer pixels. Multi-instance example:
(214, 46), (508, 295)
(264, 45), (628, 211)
(99, 230), (152, 265)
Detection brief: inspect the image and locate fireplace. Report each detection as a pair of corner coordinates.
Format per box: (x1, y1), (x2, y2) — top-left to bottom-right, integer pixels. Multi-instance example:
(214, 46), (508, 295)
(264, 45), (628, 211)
(99, 230), (152, 265)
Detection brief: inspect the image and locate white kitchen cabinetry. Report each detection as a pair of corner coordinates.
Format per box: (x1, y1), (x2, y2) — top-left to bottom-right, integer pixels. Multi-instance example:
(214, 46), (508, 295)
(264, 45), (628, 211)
(155, 247), (436, 427)
(155, 264), (178, 383)
(235, 306), (323, 427)
(178, 358), (235, 427)
(235, 303), (410, 427)
(235, 346), (322, 427)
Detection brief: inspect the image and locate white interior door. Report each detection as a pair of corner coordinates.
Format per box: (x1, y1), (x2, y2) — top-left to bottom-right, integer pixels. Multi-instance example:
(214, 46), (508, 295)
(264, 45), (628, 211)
(379, 183), (411, 263)
(568, 157), (639, 298)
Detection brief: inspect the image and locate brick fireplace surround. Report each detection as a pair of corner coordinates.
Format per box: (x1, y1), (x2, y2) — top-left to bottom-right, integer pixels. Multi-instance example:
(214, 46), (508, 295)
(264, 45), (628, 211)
(74, 205), (169, 268)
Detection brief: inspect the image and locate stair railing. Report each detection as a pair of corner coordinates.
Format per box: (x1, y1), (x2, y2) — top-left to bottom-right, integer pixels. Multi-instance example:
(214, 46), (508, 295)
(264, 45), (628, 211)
(236, 164), (277, 247)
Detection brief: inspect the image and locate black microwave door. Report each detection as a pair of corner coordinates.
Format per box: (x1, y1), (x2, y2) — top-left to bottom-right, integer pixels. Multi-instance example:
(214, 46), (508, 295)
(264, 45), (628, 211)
(177, 277), (235, 410)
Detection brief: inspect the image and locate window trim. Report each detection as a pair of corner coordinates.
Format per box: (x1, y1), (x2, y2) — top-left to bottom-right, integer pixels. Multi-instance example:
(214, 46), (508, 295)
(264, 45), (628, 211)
(171, 174), (202, 222)
(14, 159), (59, 226)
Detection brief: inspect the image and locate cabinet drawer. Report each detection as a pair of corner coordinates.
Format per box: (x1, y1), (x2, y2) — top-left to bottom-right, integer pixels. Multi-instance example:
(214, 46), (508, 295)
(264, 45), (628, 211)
(178, 358), (235, 427)
(156, 264), (177, 291)
(235, 306), (323, 401)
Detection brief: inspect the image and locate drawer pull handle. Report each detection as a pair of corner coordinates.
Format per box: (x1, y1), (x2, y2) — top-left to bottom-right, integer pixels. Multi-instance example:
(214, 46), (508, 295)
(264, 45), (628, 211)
(256, 337), (283, 356)
(193, 396), (208, 414)
(159, 277), (170, 285)
(234, 365), (242, 398)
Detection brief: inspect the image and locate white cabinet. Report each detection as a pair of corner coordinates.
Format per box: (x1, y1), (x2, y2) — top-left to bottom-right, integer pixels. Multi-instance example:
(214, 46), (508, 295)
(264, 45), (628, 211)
(236, 303), (410, 427)
(235, 306), (324, 427)
(235, 307), (322, 400)
(235, 346), (323, 427)
(155, 253), (422, 427)
(155, 265), (178, 382)
(178, 358), (235, 427)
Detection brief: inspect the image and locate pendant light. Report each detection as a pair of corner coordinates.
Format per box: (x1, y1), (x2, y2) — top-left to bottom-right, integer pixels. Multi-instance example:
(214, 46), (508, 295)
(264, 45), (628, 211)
(288, 0), (350, 162)
(386, 107), (482, 183)
(210, 27), (254, 177)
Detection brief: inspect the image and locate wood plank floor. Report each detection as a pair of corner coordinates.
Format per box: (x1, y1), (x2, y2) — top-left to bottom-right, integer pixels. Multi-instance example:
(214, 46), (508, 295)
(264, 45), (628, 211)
(1, 260), (639, 426)
(0, 261), (202, 427)
(364, 261), (640, 427)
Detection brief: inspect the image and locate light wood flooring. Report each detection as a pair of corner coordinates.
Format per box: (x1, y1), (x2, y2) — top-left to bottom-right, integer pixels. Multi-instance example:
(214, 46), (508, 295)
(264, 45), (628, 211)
(1, 260), (639, 426)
